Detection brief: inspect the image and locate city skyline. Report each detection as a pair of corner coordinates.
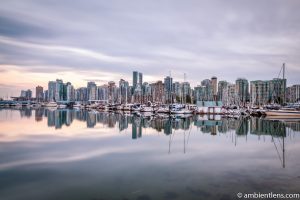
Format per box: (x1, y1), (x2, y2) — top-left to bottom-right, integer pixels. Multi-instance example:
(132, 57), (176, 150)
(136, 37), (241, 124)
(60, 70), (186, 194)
(2, 69), (293, 99)
(1, 0), (300, 97)
(8, 70), (297, 106)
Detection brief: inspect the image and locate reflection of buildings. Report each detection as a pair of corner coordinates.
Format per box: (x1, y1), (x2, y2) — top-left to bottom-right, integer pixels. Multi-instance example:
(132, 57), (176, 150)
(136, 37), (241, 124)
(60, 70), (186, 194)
(20, 108), (32, 118)
(236, 118), (249, 136)
(9, 107), (295, 169)
(286, 122), (300, 132)
(87, 112), (97, 128)
(250, 118), (286, 137)
(19, 109), (298, 142)
(35, 108), (44, 122)
(194, 116), (223, 135)
(118, 114), (129, 132)
(46, 109), (75, 129)
(164, 120), (172, 135)
(132, 117), (142, 139)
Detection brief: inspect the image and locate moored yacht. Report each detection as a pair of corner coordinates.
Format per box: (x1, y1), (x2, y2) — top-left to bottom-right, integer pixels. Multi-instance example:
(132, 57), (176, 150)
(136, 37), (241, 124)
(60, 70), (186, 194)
(45, 102), (58, 107)
(131, 104), (141, 112)
(140, 101), (156, 112)
(123, 104), (133, 111)
(157, 105), (170, 113)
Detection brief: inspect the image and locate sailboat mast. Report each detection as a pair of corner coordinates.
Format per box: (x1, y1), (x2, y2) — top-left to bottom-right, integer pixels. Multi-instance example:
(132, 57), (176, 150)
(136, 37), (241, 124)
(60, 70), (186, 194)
(283, 63), (286, 105)
(125, 87), (127, 104)
(283, 63), (285, 80)
(283, 136), (285, 168)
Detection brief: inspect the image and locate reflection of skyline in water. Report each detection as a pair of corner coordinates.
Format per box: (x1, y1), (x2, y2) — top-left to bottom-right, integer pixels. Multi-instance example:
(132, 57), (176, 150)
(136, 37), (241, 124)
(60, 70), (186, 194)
(1, 108), (300, 200)
(6, 108), (300, 138)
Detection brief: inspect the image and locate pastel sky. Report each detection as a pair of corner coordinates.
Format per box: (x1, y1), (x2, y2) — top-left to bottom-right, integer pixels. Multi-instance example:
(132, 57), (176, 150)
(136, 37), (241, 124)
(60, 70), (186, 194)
(0, 0), (300, 97)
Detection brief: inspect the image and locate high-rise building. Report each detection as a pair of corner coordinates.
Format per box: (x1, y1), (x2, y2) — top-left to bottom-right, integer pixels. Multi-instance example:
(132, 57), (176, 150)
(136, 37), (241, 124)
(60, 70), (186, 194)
(211, 76), (218, 101)
(173, 82), (182, 102)
(66, 82), (75, 101)
(250, 78), (286, 105)
(217, 81), (228, 102)
(55, 79), (64, 101)
(108, 81), (117, 103)
(269, 78), (286, 104)
(20, 89), (32, 100)
(36, 86), (43, 102)
(164, 76), (173, 103)
(150, 81), (164, 103)
(76, 87), (88, 102)
(235, 78), (249, 105)
(287, 85), (300, 103)
(139, 73), (143, 86)
(200, 79), (213, 101)
(194, 83), (213, 102)
(142, 82), (151, 103)
(133, 71), (138, 89)
(119, 79), (129, 104)
(133, 71), (143, 91)
(98, 85), (109, 102)
(250, 80), (269, 106)
(87, 82), (97, 101)
(44, 90), (48, 101)
(194, 85), (204, 102)
(227, 83), (236, 105)
(48, 81), (56, 102)
(20, 90), (27, 97)
(182, 82), (191, 103)
(27, 89), (32, 99)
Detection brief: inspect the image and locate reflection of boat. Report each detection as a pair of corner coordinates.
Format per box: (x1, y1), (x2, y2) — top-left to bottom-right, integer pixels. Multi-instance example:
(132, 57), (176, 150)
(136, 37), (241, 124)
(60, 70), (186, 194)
(140, 112), (154, 117)
(73, 103), (83, 109)
(13, 103), (22, 108)
(31, 103), (41, 108)
(265, 109), (300, 117)
(123, 104), (133, 111)
(57, 104), (67, 108)
(155, 113), (169, 118)
(171, 114), (193, 119)
(264, 116), (300, 122)
(116, 104), (123, 110)
(171, 108), (193, 114)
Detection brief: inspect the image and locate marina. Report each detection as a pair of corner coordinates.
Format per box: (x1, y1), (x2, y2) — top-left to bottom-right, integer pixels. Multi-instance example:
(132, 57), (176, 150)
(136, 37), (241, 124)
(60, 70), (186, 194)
(2, 100), (300, 119)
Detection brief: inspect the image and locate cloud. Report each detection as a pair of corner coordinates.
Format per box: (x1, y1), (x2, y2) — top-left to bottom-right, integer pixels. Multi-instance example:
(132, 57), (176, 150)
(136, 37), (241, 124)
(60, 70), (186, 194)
(0, 36), (151, 64)
(0, 0), (300, 97)
(0, 16), (55, 38)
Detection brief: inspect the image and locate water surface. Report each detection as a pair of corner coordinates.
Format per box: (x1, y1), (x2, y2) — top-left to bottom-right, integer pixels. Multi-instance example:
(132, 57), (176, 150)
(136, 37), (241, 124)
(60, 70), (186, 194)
(0, 108), (300, 200)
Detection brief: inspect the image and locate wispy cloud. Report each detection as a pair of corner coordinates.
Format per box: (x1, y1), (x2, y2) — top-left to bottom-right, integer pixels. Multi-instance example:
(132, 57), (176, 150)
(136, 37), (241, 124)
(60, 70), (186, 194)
(0, 0), (300, 96)
(0, 36), (150, 64)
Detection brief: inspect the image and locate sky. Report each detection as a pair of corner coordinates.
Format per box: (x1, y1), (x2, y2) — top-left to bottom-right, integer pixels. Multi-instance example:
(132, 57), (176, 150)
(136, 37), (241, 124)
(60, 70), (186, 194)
(0, 0), (300, 97)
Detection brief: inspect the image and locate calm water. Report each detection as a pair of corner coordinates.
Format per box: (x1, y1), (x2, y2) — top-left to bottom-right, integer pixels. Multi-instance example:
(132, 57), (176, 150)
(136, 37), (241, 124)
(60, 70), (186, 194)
(0, 108), (300, 200)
